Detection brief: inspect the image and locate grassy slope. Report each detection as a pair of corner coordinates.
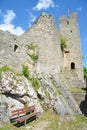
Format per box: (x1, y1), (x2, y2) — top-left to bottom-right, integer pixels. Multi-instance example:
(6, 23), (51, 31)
(0, 111), (87, 130)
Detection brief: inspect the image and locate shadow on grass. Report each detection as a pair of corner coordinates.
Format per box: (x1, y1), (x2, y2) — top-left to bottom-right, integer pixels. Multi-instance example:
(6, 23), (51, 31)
(80, 79), (87, 116)
(12, 116), (36, 127)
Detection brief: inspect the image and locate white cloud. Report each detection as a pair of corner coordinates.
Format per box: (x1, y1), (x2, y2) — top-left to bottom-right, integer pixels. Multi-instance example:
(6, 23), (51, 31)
(3, 10), (16, 24)
(33, 0), (55, 11)
(0, 10), (25, 36)
(28, 13), (36, 27)
(77, 7), (82, 11)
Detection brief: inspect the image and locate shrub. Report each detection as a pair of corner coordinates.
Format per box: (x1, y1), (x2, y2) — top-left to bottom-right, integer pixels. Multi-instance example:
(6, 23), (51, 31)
(0, 65), (9, 73)
(0, 65), (10, 79)
(22, 65), (29, 79)
(28, 53), (38, 62)
(26, 43), (36, 51)
(31, 78), (39, 87)
(60, 36), (67, 51)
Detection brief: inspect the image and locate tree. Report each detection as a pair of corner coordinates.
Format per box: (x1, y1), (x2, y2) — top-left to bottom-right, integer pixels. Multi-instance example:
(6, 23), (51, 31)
(83, 67), (87, 78)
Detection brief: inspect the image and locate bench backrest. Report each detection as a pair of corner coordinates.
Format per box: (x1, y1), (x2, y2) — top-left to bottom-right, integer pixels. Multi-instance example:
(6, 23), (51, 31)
(11, 105), (35, 117)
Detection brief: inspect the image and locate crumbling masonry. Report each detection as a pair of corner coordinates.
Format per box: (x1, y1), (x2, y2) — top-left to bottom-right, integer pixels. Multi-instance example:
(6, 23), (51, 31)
(0, 12), (84, 88)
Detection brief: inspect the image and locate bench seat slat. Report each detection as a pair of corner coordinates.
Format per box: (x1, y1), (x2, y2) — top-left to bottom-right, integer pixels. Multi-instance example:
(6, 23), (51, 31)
(14, 112), (40, 123)
(12, 105), (35, 113)
(11, 105), (35, 117)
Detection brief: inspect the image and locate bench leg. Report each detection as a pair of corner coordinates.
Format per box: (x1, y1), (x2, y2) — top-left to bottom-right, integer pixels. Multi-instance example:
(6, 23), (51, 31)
(24, 120), (26, 126)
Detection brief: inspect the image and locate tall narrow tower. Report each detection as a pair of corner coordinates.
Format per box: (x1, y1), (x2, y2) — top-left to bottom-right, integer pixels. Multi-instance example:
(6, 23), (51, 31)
(59, 12), (84, 87)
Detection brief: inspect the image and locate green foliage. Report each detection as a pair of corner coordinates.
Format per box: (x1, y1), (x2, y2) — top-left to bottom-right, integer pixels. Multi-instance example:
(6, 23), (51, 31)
(28, 53), (38, 63)
(69, 87), (85, 93)
(0, 127), (10, 130)
(26, 43), (38, 65)
(60, 37), (67, 51)
(0, 90), (2, 95)
(22, 65), (30, 79)
(27, 43), (36, 51)
(22, 65), (39, 90)
(0, 65), (9, 73)
(0, 65), (10, 79)
(31, 78), (39, 87)
(4, 102), (9, 109)
(1, 111), (87, 130)
(32, 78), (39, 87)
(0, 65), (21, 76)
(83, 67), (87, 78)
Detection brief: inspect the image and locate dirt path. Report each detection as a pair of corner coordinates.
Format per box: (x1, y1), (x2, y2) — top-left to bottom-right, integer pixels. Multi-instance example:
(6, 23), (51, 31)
(26, 120), (50, 130)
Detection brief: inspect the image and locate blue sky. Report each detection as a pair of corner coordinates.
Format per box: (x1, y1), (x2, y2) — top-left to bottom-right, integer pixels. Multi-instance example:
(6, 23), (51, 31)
(0, 0), (87, 67)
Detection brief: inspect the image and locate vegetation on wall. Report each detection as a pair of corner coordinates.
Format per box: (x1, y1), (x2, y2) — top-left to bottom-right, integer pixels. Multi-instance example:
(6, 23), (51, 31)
(0, 65), (9, 73)
(22, 65), (30, 79)
(29, 77), (40, 91)
(26, 43), (38, 65)
(28, 53), (38, 63)
(0, 65), (10, 79)
(26, 43), (36, 51)
(22, 65), (40, 89)
(60, 36), (67, 51)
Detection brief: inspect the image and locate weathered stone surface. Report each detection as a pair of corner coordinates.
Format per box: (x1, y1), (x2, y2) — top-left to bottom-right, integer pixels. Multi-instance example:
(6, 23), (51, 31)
(0, 12), (84, 87)
(0, 12), (85, 119)
(36, 73), (81, 115)
(0, 71), (43, 115)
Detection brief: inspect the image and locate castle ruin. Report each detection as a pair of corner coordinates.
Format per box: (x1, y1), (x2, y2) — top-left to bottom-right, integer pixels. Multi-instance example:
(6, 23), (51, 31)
(0, 12), (84, 88)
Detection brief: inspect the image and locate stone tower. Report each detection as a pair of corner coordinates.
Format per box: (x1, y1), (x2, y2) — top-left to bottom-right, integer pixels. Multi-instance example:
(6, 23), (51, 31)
(20, 13), (63, 74)
(59, 12), (84, 87)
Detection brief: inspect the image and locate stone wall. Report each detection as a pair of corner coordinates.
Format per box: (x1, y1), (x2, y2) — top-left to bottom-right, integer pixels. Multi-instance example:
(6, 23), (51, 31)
(59, 12), (84, 87)
(20, 13), (63, 74)
(0, 30), (34, 74)
(0, 12), (84, 87)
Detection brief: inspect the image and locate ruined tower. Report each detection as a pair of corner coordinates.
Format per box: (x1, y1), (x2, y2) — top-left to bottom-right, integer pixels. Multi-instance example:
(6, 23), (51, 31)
(20, 13), (63, 74)
(0, 12), (84, 87)
(59, 12), (84, 87)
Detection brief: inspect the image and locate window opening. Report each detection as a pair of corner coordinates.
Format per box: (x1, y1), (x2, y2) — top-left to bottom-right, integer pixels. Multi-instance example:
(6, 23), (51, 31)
(67, 21), (69, 25)
(14, 44), (18, 51)
(71, 62), (75, 69)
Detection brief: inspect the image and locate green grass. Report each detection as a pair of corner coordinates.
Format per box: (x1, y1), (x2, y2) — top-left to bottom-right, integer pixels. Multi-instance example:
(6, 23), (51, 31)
(0, 65), (9, 74)
(40, 111), (87, 130)
(0, 65), (22, 79)
(0, 111), (87, 130)
(0, 65), (10, 79)
(69, 87), (85, 93)
(30, 111), (87, 130)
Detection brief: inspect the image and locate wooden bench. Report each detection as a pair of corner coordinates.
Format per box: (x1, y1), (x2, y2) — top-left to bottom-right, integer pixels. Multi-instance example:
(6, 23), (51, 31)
(10, 105), (40, 126)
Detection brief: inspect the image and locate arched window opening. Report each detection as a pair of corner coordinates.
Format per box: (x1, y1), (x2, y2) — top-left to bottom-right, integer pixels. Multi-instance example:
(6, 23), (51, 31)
(71, 62), (75, 69)
(67, 21), (69, 25)
(14, 44), (18, 51)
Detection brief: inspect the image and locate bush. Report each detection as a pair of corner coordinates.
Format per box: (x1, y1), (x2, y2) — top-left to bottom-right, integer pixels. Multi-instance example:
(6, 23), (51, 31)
(22, 65), (29, 79)
(0, 65), (10, 79)
(0, 65), (9, 73)
(28, 53), (38, 62)
(31, 78), (39, 87)
(26, 43), (36, 51)
(60, 37), (67, 51)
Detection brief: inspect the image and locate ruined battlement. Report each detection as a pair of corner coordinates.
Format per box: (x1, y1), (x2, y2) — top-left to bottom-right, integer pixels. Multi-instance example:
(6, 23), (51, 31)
(0, 12), (84, 87)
